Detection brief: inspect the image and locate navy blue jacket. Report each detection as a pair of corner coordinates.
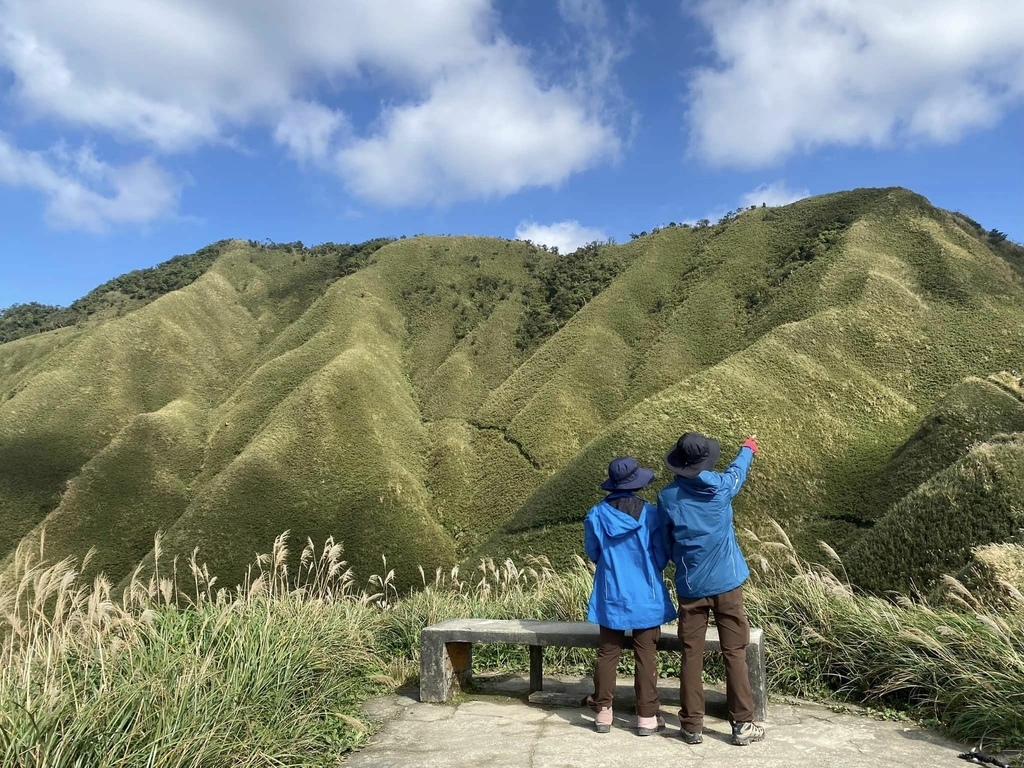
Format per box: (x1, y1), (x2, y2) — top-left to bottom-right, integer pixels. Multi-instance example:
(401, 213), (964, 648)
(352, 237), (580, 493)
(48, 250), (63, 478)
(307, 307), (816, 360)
(658, 447), (754, 599)
(584, 493), (677, 630)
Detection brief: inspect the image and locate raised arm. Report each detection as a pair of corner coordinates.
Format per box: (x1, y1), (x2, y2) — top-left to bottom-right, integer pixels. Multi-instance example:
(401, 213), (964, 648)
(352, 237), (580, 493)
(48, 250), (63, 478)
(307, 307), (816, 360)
(722, 436), (758, 499)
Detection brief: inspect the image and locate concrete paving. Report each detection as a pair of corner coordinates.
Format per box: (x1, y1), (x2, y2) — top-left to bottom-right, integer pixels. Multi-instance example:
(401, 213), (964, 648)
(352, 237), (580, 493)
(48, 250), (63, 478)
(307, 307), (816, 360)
(347, 674), (972, 768)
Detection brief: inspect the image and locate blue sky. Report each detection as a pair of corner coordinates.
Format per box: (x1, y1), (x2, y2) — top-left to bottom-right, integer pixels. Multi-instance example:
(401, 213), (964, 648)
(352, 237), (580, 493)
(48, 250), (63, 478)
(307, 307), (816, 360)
(1, 0), (1022, 309)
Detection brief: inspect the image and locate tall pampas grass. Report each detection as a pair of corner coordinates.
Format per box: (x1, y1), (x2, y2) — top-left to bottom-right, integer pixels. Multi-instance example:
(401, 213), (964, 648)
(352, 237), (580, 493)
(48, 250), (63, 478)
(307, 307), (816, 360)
(2, 524), (1022, 765)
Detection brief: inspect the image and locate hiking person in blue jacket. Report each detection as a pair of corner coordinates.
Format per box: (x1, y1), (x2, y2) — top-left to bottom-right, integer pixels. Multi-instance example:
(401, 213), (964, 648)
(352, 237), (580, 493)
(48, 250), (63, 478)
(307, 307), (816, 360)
(584, 457), (677, 735)
(659, 432), (765, 747)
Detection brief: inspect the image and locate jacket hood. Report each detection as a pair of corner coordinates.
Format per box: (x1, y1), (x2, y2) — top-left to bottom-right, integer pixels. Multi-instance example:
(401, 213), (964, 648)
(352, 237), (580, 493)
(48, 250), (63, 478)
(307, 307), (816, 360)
(594, 501), (644, 539)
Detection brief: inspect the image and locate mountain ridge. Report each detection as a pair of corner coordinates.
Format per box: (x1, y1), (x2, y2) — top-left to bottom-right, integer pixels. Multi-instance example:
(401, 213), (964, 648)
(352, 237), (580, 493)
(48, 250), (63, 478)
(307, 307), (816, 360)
(2, 187), (1022, 591)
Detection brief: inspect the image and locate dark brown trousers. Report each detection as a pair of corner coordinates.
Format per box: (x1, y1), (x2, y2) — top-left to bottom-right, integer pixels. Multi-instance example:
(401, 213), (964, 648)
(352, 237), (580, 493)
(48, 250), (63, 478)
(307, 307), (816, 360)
(677, 586), (754, 731)
(586, 625), (661, 718)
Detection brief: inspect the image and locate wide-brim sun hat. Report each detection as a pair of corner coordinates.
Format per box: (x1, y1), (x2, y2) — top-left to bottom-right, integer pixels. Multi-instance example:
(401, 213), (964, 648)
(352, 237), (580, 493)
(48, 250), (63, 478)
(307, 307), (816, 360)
(665, 432), (720, 478)
(600, 456), (655, 491)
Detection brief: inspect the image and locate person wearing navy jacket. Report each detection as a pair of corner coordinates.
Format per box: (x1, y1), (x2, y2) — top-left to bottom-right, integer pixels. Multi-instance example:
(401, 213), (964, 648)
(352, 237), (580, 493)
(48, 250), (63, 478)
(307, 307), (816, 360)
(659, 432), (766, 747)
(584, 457), (677, 736)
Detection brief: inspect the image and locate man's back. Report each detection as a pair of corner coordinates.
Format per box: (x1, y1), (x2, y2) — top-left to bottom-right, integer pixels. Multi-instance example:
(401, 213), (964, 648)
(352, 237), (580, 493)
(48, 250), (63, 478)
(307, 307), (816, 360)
(659, 433), (765, 743)
(658, 445), (754, 599)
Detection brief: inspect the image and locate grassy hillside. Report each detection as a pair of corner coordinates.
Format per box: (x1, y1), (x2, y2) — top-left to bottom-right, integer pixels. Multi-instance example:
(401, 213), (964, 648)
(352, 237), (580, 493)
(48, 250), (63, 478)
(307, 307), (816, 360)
(846, 372), (1024, 593)
(1, 188), (1022, 591)
(476, 190), (1024, 566)
(851, 434), (1024, 594)
(865, 373), (1024, 508)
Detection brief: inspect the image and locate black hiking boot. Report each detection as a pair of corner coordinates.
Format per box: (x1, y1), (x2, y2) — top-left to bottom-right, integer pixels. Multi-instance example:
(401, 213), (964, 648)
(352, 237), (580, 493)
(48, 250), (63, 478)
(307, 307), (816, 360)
(679, 728), (703, 744)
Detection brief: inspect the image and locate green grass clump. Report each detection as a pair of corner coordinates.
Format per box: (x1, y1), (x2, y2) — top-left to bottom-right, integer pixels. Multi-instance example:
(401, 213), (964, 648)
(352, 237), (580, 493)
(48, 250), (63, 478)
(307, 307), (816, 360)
(944, 542), (1024, 610)
(14, 399), (206, 585)
(866, 374), (1024, 508)
(840, 373), (1024, 593)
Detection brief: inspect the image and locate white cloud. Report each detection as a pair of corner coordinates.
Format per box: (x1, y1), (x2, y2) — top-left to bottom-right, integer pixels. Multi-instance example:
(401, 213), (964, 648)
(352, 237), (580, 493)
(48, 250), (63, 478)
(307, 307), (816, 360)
(556, 0), (637, 139)
(738, 181), (809, 209)
(0, 0), (492, 150)
(515, 219), (607, 253)
(556, 0), (617, 95)
(0, 0), (621, 207)
(686, 0), (1024, 166)
(0, 135), (181, 231)
(558, 0), (610, 30)
(337, 48), (618, 205)
(274, 102), (350, 165)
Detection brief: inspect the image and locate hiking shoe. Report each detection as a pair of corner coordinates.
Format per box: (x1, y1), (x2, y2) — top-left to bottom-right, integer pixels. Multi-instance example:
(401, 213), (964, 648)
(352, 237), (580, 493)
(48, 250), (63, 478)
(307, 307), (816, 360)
(731, 721), (765, 746)
(636, 715), (666, 736)
(594, 708), (612, 734)
(679, 728), (703, 744)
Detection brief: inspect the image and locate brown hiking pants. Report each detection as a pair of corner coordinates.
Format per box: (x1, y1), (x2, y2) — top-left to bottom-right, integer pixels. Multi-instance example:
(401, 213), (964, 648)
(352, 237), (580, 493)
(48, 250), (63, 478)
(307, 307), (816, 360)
(586, 625), (662, 718)
(677, 586), (754, 731)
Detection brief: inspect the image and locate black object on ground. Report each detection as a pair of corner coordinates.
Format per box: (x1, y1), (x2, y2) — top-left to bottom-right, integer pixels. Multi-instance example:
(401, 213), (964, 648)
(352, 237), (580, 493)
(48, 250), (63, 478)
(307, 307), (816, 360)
(957, 748), (1012, 768)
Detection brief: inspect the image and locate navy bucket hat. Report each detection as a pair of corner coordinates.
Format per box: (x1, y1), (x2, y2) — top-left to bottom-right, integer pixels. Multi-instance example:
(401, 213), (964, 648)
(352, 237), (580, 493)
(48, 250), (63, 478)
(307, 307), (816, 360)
(600, 456), (655, 491)
(665, 432), (721, 478)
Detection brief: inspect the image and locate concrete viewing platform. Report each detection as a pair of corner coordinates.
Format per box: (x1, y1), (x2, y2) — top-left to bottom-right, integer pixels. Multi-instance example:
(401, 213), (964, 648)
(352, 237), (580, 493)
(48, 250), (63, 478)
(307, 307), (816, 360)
(420, 619), (767, 720)
(347, 674), (970, 768)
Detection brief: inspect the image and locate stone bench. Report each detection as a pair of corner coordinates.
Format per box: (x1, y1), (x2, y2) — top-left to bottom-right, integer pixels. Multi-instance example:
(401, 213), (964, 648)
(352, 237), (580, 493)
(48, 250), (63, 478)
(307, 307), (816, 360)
(420, 619), (767, 721)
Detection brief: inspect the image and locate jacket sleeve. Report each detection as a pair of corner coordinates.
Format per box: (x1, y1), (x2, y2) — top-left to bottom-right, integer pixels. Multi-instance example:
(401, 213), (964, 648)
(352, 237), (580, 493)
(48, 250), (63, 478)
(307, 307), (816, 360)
(722, 446), (754, 499)
(584, 511), (601, 563)
(656, 497), (674, 570)
(649, 503), (671, 571)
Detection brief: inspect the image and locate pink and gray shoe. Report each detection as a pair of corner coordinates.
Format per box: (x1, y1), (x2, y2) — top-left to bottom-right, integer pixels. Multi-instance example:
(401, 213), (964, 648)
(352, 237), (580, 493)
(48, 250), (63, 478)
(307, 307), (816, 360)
(594, 708), (613, 733)
(636, 714), (666, 736)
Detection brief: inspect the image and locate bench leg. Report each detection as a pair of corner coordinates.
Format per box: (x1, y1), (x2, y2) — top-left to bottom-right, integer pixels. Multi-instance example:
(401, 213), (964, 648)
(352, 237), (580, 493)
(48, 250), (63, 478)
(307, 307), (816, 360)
(529, 645), (543, 693)
(420, 638), (473, 703)
(746, 637), (768, 722)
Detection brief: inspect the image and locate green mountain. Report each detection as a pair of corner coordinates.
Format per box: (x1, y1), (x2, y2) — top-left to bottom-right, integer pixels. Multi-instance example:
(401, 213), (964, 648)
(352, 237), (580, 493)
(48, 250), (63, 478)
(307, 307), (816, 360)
(847, 372), (1024, 593)
(2, 188), (1022, 591)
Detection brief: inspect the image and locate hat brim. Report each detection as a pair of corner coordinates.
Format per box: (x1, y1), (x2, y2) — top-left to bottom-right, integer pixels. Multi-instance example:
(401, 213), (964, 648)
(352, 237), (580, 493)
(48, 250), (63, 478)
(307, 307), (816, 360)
(600, 466), (655, 491)
(665, 439), (720, 478)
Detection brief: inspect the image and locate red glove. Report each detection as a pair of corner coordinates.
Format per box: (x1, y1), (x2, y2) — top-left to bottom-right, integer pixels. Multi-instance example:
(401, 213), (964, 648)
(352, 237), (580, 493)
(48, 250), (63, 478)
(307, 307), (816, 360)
(742, 436), (759, 454)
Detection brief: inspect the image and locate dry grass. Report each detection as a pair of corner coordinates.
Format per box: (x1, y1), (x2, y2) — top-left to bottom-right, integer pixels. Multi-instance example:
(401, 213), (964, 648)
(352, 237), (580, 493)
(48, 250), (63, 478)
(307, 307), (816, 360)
(0, 529), (595, 766)
(742, 523), (1024, 749)
(3, 526), (1023, 765)
(0, 532), (388, 767)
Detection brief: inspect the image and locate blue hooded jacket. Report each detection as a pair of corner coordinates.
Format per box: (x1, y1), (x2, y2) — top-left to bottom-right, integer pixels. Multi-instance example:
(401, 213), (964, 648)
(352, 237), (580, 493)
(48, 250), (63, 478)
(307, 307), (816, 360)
(584, 493), (677, 630)
(658, 447), (754, 599)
